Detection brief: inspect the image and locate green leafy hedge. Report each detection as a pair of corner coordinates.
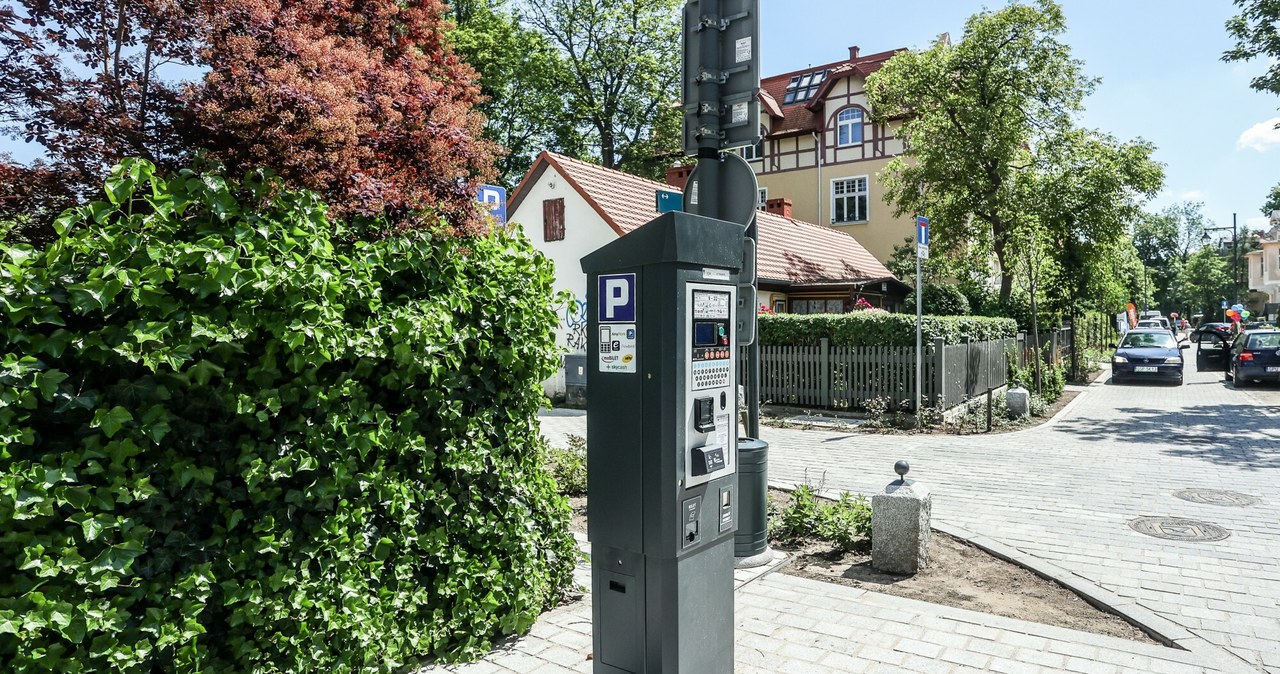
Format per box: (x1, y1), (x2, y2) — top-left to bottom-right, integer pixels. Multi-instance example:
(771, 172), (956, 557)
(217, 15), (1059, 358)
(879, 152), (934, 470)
(760, 312), (1018, 347)
(0, 159), (575, 672)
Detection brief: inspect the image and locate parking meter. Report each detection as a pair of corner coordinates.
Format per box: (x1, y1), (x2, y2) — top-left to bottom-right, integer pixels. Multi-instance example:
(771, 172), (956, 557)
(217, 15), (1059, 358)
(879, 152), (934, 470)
(581, 211), (742, 673)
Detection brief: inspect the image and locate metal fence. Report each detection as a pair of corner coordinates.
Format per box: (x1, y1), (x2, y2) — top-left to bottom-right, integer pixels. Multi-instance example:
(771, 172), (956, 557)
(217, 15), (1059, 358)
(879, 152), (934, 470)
(747, 336), (1016, 412)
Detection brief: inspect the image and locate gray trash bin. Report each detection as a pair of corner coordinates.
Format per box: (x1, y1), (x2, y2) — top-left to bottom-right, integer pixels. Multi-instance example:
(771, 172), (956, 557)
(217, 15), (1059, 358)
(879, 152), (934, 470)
(734, 437), (769, 558)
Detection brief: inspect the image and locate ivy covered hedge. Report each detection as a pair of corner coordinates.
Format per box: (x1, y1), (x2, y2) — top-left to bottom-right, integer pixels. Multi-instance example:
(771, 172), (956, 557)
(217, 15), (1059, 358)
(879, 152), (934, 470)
(0, 160), (575, 672)
(759, 312), (1018, 347)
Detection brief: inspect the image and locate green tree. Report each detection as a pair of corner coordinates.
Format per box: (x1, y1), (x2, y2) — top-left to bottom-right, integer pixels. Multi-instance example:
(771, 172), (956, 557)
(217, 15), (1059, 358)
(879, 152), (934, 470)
(1031, 128), (1162, 376)
(520, 0), (683, 173)
(866, 0), (1094, 304)
(1264, 182), (1280, 215)
(1131, 202), (1211, 309)
(448, 0), (580, 185)
(1179, 246), (1233, 318)
(1223, 0), (1280, 102)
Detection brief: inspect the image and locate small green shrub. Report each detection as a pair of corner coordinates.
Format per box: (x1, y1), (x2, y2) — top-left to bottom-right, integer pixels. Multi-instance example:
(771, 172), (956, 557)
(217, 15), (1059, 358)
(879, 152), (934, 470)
(760, 312), (1016, 347)
(904, 283), (970, 316)
(772, 484), (824, 542)
(547, 434), (587, 496)
(771, 483), (873, 552)
(818, 492), (873, 553)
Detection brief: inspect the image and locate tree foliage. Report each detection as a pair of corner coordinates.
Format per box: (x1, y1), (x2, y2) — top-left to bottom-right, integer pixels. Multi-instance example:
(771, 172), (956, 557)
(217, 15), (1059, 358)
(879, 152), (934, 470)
(866, 0), (1096, 304)
(1264, 182), (1280, 216)
(1223, 0), (1280, 100)
(193, 0), (497, 233)
(1178, 246), (1233, 318)
(0, 1), (204, 243)
(0, 159), (576, 671)
(519, 0), (682, 173)
(2, 1), (500, 241)
(1035, 128), (1162, 319)
(448, 0), (577, 185)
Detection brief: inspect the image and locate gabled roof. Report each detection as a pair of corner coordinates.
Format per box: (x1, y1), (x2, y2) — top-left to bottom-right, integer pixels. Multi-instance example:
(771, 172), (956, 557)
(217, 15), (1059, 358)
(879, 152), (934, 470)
(509, 151), (896, 286)
(758, 48), (902, 135)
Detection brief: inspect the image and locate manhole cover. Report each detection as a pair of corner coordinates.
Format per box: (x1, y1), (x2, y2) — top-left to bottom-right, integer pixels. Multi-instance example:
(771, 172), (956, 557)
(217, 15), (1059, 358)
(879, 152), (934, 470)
(1173, 489), (1261, 507)
(1128, 517), (1230, 542)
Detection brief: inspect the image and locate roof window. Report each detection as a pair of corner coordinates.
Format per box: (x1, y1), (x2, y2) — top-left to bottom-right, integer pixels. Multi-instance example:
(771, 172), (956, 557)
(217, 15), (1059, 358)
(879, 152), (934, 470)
(783, 70), (828, 104)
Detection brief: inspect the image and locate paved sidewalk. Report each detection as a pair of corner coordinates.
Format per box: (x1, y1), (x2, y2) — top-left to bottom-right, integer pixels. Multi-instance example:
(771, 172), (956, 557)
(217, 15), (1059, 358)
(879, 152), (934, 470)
(530, 365), (1280, 673)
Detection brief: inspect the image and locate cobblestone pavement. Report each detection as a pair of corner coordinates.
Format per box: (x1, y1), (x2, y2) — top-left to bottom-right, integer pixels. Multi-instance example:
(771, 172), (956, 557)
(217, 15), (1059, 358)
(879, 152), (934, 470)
(497, 363), (1280, 673)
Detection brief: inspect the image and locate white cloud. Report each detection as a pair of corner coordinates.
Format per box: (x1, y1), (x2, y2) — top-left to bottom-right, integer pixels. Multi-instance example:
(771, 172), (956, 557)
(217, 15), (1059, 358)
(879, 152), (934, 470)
(1179, 190), (1204, 201)
(1236, 118), (1280, 152)
(1246, 215), (1269, 230)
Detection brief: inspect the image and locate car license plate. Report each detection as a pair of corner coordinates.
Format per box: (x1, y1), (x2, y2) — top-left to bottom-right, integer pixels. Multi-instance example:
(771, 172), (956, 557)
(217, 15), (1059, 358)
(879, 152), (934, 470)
(1134, 366), (1158, 373)
(1267, 367), (1280, 373)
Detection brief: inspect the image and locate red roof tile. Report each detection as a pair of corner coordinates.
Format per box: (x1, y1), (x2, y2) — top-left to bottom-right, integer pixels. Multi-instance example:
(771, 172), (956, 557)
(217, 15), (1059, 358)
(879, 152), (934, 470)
(511, 152), (895, 285)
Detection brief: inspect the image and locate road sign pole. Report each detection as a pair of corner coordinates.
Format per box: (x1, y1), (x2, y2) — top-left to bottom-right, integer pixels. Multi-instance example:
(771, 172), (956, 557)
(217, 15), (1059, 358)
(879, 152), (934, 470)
(914, 217), (928, 413)
(693, 0), (722, 218)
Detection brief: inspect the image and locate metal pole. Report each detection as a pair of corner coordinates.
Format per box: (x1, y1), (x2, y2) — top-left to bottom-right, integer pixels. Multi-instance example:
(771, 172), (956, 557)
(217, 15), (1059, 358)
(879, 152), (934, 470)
(915, 249), (922, 412)
(693, 0), (722, 218)
(747, 215), (761, 438)
(1233, 213), (1239, 305)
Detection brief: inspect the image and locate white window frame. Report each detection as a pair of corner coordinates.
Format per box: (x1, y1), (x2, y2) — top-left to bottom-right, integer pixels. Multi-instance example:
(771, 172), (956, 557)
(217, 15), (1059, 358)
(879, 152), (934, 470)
(836, 108), (864, 147)
(757, 187), (768, 211)
(831, 175), (869, 224)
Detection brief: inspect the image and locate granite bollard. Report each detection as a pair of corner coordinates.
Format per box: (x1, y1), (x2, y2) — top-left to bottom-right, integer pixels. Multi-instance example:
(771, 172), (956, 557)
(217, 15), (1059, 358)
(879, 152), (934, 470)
(871, 461), (931, 575)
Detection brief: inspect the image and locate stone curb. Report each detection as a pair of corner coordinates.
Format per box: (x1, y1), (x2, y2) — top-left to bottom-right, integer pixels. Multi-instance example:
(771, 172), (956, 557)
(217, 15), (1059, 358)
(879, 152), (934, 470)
(768, 480), (1261, 673)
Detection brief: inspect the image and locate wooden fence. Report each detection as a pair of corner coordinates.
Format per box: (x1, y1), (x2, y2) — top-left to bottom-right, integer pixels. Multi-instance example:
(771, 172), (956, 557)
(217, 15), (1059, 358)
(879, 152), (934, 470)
(747, 336), (1017, 411)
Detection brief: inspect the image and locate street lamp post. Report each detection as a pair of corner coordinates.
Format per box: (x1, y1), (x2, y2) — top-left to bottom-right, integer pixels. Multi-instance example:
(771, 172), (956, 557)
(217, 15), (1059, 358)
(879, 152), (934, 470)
(1203, 213), (1239, 308)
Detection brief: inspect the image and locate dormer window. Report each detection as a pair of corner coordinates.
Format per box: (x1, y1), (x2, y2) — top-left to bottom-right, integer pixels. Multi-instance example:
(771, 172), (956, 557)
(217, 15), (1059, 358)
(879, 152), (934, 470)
(837, 108), (864, 146)
(783, 70), (828, 104)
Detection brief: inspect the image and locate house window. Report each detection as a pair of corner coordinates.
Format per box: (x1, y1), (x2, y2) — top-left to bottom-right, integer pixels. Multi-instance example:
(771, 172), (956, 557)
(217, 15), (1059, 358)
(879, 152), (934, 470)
(773, 299), (786, 313)
(783, 70), (828, 104)
(543, 198), (565, 241)
(837, 108), (864, 146)
(831, 176), (869, 223)
(757, 187), (768, 211)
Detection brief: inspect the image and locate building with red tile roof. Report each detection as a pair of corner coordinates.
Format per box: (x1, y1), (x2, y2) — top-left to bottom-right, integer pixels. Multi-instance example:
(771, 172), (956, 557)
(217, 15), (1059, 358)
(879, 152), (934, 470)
(743, 44), (916, 265)
(507, 151), (907, 395)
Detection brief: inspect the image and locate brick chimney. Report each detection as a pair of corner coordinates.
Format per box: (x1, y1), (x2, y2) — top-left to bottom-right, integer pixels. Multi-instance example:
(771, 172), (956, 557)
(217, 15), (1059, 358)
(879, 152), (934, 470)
(665, 164), (693, 190)
(765, 197), (793, 219)
(848, 45), (860, 60)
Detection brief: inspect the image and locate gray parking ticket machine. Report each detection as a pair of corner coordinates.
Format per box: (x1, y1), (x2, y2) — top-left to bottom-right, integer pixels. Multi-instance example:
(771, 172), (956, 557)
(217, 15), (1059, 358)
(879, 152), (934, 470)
(581, 211), (742, 673)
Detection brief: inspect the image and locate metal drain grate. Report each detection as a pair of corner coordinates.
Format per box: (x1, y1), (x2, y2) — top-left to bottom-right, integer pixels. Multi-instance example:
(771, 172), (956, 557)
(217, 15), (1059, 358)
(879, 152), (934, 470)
(1128, 517), (1230, 542)
(1173, 489), (1260, 507)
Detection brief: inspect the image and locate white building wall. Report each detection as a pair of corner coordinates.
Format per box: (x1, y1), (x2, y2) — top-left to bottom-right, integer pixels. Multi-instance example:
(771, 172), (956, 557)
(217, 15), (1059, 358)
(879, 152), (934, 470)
(508, 168), (623, 396)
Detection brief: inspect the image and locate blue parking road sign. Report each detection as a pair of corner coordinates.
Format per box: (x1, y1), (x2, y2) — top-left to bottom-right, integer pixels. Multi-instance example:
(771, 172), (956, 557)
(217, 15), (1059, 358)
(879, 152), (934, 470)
(478, 184), (507, 225)
(598, 273), (636, 323)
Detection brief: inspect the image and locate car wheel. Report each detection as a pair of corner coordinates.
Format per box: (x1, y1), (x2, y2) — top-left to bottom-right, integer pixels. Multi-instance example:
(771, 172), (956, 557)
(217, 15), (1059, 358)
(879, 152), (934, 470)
(1234, 366), (1249, 388)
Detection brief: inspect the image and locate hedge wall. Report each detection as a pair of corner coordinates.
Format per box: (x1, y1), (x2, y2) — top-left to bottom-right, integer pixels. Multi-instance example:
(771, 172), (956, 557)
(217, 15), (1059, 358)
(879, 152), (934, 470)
(0, 159), (576, 672)
(759, 312), (1018, 347)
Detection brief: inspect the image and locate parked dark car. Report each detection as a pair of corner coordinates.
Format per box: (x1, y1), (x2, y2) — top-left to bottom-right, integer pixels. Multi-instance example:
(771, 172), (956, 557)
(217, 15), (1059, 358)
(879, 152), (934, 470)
(1111, 329), (1186, 385)
(1226, 329), (1280, 387)
(1189, 322), (1233, 344)
(1195, 331), (1232, 372)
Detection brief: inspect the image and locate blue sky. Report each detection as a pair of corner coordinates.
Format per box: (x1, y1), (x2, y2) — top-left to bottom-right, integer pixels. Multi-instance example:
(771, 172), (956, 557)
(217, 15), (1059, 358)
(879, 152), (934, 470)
(759, 0), (1280, 236)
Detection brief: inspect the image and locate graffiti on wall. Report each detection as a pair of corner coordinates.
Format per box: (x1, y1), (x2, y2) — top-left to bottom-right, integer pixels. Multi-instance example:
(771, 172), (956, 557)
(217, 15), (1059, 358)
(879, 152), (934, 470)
(564, 297), (588, 352)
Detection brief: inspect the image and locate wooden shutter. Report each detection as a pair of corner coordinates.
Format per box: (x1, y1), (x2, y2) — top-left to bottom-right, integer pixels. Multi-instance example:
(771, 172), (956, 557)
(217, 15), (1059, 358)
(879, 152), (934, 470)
(543, 198), (565, 241)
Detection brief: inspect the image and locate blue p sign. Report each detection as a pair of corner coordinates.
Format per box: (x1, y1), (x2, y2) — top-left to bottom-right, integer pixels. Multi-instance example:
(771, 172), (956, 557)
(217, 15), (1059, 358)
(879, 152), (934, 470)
(477, 184), (507, 225)
(598, 273), (636, 323)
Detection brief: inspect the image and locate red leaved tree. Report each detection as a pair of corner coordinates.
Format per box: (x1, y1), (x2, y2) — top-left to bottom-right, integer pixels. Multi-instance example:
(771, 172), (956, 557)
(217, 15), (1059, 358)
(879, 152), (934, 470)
(0, 2), (205, 243)
(192, 0), (498, 234)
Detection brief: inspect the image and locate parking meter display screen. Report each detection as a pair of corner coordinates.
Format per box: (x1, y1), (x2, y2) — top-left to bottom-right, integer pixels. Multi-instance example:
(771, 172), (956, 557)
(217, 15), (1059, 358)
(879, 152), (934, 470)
(693, 290), (730, 319)
(694, 321), (717, 346)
